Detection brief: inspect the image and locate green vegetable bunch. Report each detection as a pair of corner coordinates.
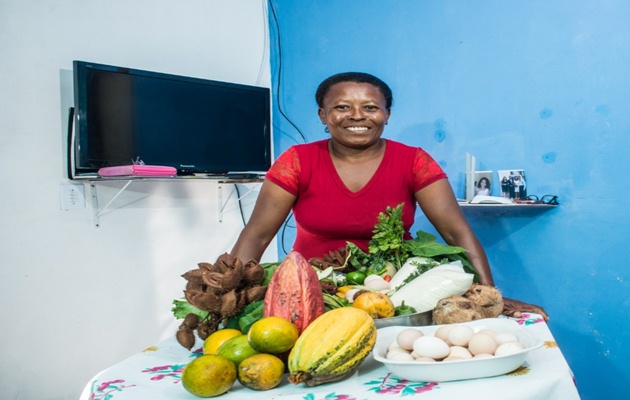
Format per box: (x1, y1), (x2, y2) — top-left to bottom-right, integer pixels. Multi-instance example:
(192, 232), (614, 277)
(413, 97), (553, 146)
(347, 203), (477, 279)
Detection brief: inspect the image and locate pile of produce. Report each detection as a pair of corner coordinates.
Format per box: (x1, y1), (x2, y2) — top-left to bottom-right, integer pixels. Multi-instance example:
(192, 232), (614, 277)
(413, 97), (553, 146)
(173, 203), (506, 396)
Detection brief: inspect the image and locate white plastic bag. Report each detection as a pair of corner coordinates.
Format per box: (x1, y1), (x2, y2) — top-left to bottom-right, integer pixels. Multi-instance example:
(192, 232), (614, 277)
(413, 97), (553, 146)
(389, 261), (474, 313)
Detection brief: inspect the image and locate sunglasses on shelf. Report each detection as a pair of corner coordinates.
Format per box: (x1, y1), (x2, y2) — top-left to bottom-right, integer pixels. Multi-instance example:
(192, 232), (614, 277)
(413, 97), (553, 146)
(514, 195), (559, 205)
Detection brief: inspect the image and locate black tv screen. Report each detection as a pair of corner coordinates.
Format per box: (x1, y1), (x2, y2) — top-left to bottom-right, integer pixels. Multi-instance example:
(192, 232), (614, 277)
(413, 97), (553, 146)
(70, 60), (272, 178)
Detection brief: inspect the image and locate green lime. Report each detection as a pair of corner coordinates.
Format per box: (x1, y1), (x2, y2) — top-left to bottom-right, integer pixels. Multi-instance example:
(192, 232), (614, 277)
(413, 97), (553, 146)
(216, 334), (260, 367)
(346, 271), (366, 285)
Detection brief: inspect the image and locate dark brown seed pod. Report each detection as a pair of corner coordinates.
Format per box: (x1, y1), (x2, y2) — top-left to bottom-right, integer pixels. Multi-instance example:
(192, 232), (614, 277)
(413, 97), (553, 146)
(213, 253), (236, 273)
(197, 262), (214, 272)
(182, 313), (200, 330)
(220, 289), (238, 317)
(184, 290), (223, 313)
(201, 271), (225, 290)
(319, 280), (338, 295)
(242, 262), (265, 285)
(245, 285), (268, 303)
(220, 268), (243, 291)
(196, 321), (215, 340)
(176, 327), (196, 350)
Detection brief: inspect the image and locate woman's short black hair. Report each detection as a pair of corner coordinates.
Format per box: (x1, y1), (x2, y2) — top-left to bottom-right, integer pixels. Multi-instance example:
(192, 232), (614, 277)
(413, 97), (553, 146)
(315, 72), (393, 109)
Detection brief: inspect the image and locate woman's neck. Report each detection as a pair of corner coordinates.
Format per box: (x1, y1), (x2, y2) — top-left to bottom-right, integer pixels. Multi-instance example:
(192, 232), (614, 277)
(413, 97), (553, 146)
(328, 138), (386, 162)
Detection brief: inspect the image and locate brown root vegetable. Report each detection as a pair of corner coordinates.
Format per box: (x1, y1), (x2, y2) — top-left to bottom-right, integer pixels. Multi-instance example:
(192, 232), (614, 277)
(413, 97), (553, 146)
(462, 284), (504, 318)
(432, 295), (484, 325)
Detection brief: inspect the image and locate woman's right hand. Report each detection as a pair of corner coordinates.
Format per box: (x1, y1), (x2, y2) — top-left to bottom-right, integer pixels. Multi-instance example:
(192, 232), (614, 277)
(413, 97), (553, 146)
(502, 297), (550, 321)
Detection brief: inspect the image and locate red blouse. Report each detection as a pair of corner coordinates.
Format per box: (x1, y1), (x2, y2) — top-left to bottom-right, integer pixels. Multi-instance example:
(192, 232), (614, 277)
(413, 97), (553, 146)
(265, 139), (447, 259)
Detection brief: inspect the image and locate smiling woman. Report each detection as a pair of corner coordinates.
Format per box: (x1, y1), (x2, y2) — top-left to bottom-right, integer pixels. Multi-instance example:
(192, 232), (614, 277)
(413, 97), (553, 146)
(229, 71), (549, 321)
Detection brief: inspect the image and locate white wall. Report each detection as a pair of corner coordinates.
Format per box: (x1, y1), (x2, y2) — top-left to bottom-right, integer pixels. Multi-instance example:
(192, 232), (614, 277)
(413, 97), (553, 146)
(0, 1), (275, 398)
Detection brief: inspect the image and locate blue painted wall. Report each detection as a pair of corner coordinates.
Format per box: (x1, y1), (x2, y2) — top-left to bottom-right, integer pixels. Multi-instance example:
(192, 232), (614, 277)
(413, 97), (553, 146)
(267, 1), (629, 398)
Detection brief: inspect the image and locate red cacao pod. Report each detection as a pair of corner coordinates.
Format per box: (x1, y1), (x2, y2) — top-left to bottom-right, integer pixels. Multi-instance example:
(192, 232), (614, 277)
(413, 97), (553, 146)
(263, 251), (325, 333)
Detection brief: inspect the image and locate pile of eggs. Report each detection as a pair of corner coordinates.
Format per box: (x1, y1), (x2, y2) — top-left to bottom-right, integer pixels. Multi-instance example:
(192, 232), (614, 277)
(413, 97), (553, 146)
(386, 324), (526, 362)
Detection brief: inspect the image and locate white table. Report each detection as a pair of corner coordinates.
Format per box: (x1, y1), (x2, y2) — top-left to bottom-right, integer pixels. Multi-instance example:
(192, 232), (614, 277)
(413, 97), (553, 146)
(80, 313), (580, 399)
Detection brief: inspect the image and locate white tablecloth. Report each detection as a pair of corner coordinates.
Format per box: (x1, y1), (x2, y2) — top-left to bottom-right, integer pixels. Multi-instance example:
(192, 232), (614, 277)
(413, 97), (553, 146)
(80, 313), (580, 399)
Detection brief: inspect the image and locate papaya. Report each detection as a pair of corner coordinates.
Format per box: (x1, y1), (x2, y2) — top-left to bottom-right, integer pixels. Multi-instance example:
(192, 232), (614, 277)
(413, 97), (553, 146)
(352, 291), (396, 319)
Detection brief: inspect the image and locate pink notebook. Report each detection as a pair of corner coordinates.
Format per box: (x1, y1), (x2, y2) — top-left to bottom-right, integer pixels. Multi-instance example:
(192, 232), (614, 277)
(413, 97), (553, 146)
(98, 165), (177, 177)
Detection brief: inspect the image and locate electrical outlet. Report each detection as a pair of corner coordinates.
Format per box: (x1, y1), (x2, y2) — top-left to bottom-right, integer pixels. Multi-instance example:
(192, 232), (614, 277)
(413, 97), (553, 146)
(59, 183), (85, 210)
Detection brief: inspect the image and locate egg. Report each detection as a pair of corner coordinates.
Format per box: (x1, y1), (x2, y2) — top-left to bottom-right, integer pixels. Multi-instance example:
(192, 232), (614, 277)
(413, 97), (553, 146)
(388, 341), (401, 351)
(447, 325), (475, 347)
(473, 353), (494, 359)
(477, 328), (498, 337)
(396, 328), (424, 351)
(386, 351), (415, 361)
(494, 332), (519, 346)
(386, 347), (410, 359)
(364, 275), (391, 290)
(467, 332), (498, 356)
(448, 345), (473, 359)
(495, 341), (525, 356)
(412, 336), (450, 360)
(414, 356), (437, 362)
(434, 325), (455, 344)
(442, 355), (466, 362)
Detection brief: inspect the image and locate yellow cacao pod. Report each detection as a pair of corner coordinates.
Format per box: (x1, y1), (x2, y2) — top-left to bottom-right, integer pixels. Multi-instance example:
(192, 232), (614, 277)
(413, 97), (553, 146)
(287, 307), (376, 386)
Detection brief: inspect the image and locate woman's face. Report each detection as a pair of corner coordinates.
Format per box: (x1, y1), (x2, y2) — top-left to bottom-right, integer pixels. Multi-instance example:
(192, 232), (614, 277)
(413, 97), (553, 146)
(318, 82), (390, 149)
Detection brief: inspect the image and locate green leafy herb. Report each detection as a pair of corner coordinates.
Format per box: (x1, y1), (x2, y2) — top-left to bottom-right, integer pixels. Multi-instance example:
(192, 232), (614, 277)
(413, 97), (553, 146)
(224, 300), (264, 334)
(367, 204), (408, 271)
(345, 202), (477, 279)
(171, 299), (210, 320)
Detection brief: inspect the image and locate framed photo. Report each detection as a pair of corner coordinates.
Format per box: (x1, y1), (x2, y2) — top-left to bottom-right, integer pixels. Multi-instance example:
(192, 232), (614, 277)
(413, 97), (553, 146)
(465, 171), (493, 199)
(498, 169), (527, 200)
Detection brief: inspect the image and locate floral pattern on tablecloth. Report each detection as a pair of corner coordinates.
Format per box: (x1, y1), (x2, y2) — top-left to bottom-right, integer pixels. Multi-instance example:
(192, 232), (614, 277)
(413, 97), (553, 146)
(509, 313), (544, 326)
(142, 364), (185, 382)
(299, 373), (439, 400)
(88, 379), (136, 399)
(365, 373), (439, 396)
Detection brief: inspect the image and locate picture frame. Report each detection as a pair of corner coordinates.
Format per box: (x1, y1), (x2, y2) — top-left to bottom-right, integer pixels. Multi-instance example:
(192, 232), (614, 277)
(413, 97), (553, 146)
(498, 169), (528, 200)
(473, 171), (493, 197)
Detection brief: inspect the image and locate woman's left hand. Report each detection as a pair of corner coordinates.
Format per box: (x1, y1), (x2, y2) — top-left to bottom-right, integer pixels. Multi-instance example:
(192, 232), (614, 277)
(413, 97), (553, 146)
(502, 297), (550, 321)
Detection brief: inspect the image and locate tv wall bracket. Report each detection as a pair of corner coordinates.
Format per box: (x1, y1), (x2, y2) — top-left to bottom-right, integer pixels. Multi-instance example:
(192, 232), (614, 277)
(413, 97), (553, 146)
(89, 180), (134, 228)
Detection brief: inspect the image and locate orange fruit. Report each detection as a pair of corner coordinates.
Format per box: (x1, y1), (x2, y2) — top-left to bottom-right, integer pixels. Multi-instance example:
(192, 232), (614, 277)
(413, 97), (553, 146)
(247, 316), (299, 354)
(203, 328), (242, 355)
(237, 353), (285, 390)
(181, 354), (236, 397)
(216, 334), (259, 367)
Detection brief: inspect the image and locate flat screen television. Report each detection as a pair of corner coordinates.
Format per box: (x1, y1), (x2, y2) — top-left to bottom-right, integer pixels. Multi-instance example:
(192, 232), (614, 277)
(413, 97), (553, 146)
(69, 60), (272, 179)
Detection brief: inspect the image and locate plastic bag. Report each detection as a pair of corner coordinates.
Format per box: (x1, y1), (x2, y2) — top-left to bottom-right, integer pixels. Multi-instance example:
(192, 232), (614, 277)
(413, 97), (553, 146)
(389, 261), (474, 313)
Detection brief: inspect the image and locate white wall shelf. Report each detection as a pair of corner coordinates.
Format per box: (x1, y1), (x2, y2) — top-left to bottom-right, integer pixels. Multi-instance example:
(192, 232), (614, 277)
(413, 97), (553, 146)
(87, 177), (264, 227)
(459, 203), (557, 217)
